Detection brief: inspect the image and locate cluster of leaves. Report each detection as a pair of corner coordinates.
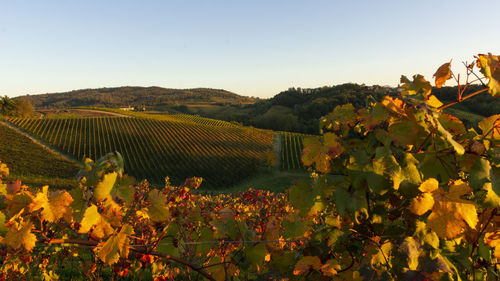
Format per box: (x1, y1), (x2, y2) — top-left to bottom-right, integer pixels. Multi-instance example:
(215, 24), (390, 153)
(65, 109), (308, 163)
(295, 53), (500, 280)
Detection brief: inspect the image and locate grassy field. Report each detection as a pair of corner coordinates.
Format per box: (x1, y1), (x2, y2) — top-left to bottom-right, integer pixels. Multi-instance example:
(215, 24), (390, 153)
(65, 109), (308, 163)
(0, 122), (80, 188)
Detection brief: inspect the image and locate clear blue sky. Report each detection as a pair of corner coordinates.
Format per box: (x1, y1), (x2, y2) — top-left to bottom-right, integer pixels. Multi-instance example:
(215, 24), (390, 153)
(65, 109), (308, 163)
(1, 0), (499, 98)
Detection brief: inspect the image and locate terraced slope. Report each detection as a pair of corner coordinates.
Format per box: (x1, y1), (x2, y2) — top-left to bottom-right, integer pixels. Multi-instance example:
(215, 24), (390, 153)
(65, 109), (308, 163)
(7, 117), (274, 188)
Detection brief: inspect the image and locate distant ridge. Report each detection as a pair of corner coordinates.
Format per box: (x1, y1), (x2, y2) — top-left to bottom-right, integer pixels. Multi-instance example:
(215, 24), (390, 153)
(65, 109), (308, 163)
(17, 86), (257, 109)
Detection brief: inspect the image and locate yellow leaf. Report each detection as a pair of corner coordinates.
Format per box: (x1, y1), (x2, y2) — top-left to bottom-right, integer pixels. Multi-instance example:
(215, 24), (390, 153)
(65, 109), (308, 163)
(418, 178), (439, 193)
(2, 221), (36, 252)
(321, 259), (341, 276)
(426, 95), (443, 108)
(97, 224), (133, 265)
(476, 53), (500, 96)
(484, 232), (500, 258)
(433, 61), (452, 88)
(427, 180), (478, 239)
(409, 192), (434, 216)
(78, 205), (100, 234)
(94, 172), (117, 202)
(293, 256), (322, 275)
(30, 186), (73, 223)
(0, 162), (9, 178)
(78, 204), (115, 239)
(400, 75), (432, 97)
(372, 242), (393, 267)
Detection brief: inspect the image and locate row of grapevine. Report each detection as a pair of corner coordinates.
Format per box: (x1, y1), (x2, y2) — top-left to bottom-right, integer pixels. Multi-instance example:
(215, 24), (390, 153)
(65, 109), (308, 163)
(279, 132), (306, 170)
(7, 117), (274, 188)
(80, 107), (242, 128)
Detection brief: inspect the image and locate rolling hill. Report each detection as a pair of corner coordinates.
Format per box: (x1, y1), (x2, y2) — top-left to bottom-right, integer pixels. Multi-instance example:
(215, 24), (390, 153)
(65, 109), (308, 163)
(17, 86), (257, 110)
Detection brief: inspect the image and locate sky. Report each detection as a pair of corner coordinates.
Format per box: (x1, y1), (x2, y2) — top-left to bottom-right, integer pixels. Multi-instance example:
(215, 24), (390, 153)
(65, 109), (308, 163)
(1, 0), (499, 98)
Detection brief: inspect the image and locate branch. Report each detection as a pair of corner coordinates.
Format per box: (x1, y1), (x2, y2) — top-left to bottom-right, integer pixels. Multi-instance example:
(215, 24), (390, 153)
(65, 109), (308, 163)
(438, 88), (488, 111)
(43, 239), (215, 281)
(470, 208), (497, 259)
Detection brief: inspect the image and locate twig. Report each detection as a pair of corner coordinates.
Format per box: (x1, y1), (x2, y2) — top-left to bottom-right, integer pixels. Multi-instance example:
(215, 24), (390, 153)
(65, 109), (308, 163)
(438, 88), (488, 111)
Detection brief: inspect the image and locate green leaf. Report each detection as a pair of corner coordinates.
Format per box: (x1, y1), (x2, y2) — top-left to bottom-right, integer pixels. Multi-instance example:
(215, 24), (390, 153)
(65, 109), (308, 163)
(470, 158), (491, 190)
(69, 187), (85, 221)
(113, 175), (135, 204)
(283, 219), (308, 239)
(147, 189), (170, 222)
(435, 116), (465, 155)
(157, 238), (180, 257)
(483, 183), (500, 207)
(195, 226), (213, 257)
(94, 172), (117, 202)
(388, 119), (424, 148)
(289, 179), (315, 216)
(301, 133), (344, 173)
(245, 243), (267, 265)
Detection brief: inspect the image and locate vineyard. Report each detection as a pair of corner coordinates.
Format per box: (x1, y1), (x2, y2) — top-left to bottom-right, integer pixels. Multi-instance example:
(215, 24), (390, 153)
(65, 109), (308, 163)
(6, 116), (274, 188)
(280, 132), (306, 170)
(81, 107), (242, 128)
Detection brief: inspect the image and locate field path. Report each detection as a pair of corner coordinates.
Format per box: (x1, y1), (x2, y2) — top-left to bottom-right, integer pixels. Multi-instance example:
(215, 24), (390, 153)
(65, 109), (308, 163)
(0, 120), (82, 167)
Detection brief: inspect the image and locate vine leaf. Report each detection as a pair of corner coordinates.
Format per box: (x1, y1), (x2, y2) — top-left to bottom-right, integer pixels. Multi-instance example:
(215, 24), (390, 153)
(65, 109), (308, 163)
(78, 204), (114, 239)
(321, 259), (341, 276)
(400, 75), (432, 98)
(478, 114), (500, 140)
(476, 53), (500, 96)
(433, 61), (452, 88)
(30, 186), (73, 223)
(0, 162), (8, 178)
(147, 190), (170, 222)
(97, 224), (133, 265)
(409, 192), (434, 215)
(78, 204), (100, 234)
(2, 221), (36, 252)
(484, 232), (500, 258)
(293, 256), (322, 275)
(94, 172), (117, 202)
(434, 115), (465, 155)
(398, 237), (420, 270)
(5, 191), (34, 217)
(426, 95), (443, 108)
(302, 133), (344, 173)
(483, 183), (500, 207)
(410, 179), (478, 239)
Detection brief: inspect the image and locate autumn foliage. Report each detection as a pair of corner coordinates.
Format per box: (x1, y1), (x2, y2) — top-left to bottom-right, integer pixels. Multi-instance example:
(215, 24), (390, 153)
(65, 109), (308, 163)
(0, 54), (499, 280)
